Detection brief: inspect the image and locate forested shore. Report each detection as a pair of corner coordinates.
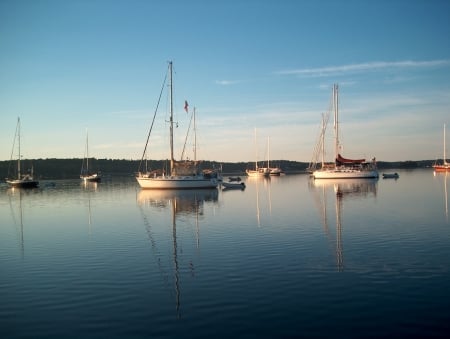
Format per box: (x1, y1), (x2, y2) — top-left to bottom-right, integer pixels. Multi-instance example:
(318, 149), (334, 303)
(0, 158), (439, 180)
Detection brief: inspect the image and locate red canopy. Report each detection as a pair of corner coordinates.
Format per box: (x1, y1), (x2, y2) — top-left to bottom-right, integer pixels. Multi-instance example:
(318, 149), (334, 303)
(336, 154), (365, 165)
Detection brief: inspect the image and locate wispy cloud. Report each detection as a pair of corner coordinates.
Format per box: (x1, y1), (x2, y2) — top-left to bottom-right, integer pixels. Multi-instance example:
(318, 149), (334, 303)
(215, 80), (241, 85)
(275, 59), (450, 77)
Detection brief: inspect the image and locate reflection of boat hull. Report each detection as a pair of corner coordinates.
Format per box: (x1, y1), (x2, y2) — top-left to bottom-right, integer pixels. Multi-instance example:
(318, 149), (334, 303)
(313, 168), (379, 179)
(138, 188), (218, 204)
(137, 175), (218, 189)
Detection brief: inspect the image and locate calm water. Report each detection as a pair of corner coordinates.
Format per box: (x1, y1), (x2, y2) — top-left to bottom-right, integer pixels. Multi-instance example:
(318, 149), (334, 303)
(1, 170), (449, 338)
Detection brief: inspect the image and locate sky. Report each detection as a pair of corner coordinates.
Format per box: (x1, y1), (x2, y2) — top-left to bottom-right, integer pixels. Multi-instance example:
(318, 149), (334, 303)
(1, 0), (450, 164)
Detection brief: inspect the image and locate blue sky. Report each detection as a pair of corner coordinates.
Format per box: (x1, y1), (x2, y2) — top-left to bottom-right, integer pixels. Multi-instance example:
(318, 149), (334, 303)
(1, 0), (449, 163)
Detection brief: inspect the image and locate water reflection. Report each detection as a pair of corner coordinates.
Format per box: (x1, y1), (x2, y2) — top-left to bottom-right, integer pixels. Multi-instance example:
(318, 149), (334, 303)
(310, 179), (378, 271)
(6, 188), (27, 258)
(434, 171), (449, 222)
(246, 176), (271, 227)
(137, 189), (218, 318)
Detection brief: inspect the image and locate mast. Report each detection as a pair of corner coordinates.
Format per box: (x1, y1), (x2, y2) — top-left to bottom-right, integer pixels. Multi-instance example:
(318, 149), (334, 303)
(444, 123), (447, 165)
(17, 117), (21, 179)
(193, 107), (197, 162)
(333, 84), (339, 165)
(86, 129), (89, 173)
(169, 61), (174, 175)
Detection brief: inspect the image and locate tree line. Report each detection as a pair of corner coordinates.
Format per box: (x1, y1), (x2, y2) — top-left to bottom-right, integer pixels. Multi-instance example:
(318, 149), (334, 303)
(0, 158), (437, 181)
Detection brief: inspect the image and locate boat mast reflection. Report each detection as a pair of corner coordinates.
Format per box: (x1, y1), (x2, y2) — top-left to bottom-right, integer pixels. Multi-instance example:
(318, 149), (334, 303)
(7, 187), (26, 258)
(311, 178), (378, 271)
(434, 171), (449, 222)
(137, 189), (218, 318)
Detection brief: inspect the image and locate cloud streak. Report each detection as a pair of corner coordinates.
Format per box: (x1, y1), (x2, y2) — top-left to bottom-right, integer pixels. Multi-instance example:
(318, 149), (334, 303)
(276, 59), (450, 77)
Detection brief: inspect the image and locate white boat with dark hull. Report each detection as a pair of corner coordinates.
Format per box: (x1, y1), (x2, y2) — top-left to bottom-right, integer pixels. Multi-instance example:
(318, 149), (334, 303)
(136, 61), (218, 190)
(382, 172), (399, 179)
(6, 118), (39, 189)
(222, 181), (246, 190)
(312, 84), (378, 180)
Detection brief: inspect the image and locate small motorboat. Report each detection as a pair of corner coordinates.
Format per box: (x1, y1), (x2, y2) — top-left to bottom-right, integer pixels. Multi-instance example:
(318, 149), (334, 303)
(382, 172), (399, 179)
(228, 176), (241, 182)
(222, 182), (246, 190)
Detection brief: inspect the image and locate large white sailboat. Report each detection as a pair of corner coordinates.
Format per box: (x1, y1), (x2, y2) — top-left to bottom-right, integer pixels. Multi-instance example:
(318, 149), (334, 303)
(433, 123), (450, 172)
(136, 61), (218, 189)
(312, 84), (378, 179)
(6, 118), (39, 188)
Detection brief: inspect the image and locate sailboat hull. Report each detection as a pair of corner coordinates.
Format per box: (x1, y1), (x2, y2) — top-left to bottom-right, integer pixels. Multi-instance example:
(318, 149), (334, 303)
(6, 179), (39, 188)
(312, 169), (379, 179)
(136, 175), (218, 189)
(433, 165), (450, 172)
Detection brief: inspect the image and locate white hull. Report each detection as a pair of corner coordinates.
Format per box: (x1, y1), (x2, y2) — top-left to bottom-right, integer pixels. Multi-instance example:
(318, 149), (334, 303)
(81, 173), (101, 182)
(136, 175), (218, 189)
(312, 168), (379, 179)
(246, 169), (270, 177)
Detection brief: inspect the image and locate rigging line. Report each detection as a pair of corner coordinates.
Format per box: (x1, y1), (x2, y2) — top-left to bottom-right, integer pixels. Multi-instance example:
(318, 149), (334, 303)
(138, 70), (168, 172)
(180, 110), (194, 160)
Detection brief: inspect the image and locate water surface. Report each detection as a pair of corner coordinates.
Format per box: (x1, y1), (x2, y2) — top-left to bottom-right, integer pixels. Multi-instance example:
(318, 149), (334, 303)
(1, 170), (449, 338)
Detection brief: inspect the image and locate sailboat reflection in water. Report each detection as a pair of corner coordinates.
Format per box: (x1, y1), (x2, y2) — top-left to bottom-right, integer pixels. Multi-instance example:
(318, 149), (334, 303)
(137, 189), (218, 317)
(310, 178), (378, 271)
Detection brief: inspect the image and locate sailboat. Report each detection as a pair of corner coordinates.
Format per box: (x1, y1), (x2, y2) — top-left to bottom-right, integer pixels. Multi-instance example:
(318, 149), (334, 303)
(136, 61), (218, 189)
(433, 124), (450, 172)
(246, 129), (270, 177)
(267, 137), (282, 176)
(80, 129), (101, 182)
(312, 84), (379, 179)
(6, 118), (39, 188)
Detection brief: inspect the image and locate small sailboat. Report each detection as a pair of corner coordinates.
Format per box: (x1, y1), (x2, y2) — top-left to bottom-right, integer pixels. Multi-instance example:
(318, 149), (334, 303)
(136, 61), (218, 189)
(433, 123), (450, 172)
(246, 129), (270, 177)
(312, 84), (379, 179)
(80, 129), (101, 183)
(6, 118), (39, 188)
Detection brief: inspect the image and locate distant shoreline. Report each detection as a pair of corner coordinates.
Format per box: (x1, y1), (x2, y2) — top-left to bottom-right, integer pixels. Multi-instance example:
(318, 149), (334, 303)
(0, 158), (441, 181)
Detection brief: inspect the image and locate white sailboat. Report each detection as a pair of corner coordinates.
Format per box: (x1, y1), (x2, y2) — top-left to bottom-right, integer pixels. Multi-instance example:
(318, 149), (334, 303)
(80, 129), (101, 183)
(136, 61), (218, 189)
(433, 123), (450, 172)
(246, 129), (270, 177)
(6, 118), (39, 188)
(312, 84), (378, 179)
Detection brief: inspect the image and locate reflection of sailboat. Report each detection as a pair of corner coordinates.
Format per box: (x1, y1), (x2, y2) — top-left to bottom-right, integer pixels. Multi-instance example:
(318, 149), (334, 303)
(6, 118), (39, 188)
(312, 84), (378, 179)
(7, 188), (25, 257)
(434, 171), (449, 222)
(137, 189), (218, 317)
(311, 178), (378, 270)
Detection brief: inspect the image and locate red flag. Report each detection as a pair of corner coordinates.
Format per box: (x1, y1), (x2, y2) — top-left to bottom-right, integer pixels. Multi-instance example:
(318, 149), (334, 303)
(184, 100), (189, 113)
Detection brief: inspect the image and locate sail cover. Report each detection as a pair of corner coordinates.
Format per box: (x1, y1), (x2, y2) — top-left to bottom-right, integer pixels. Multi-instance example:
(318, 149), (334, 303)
(336, 154), (365, 165)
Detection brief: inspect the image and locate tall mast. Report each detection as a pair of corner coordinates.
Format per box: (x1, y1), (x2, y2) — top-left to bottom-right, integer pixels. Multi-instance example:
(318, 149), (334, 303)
(193, 107), (197, 162)
(169, 61), (174, 174)
(333, 84), (339, 164)
(86, 128), (89, 173)
(17, 117), (21, 179)
(444, 123), (447, 165)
